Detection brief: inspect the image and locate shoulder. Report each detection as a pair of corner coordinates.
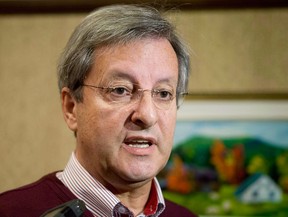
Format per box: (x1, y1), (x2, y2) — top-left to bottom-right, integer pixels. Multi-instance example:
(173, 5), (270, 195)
(0, 171), (75, 217)
(0, 171), (66, 201)
(162, 199), (198, 217)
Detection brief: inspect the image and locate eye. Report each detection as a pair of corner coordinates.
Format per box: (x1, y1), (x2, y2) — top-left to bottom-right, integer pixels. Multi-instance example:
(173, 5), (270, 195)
(108, 86), (132, 96)
(154, 89), (174, 101)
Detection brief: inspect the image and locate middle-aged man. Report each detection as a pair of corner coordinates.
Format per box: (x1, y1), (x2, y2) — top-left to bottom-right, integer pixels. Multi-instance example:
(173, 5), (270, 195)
(0, 4), (197, 217)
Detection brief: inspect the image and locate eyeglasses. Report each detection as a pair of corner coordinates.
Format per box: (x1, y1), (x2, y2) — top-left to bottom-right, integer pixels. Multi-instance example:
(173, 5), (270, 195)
(82, 83), (188, 110)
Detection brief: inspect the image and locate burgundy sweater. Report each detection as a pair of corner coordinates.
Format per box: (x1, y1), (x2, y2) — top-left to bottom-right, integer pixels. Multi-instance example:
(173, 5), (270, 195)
(0, 172), (197, 217)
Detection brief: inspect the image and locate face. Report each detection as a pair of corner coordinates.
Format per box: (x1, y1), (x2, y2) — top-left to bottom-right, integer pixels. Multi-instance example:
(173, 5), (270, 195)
(62, 38), (179, 189)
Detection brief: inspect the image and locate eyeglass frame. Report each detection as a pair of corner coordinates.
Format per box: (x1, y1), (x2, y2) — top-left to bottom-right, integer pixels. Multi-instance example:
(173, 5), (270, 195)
(81, 83), (188, 110)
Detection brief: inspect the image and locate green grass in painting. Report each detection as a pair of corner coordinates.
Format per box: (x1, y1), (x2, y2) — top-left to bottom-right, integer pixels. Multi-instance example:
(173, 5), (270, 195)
(163, 185), (288, 217)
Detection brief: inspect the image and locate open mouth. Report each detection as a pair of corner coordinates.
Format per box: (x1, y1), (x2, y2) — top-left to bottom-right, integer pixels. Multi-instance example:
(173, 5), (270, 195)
(125, 140), (153, 148)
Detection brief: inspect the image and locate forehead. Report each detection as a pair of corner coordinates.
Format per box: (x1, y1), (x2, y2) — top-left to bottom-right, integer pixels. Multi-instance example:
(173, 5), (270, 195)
(87, 38), (179, 86)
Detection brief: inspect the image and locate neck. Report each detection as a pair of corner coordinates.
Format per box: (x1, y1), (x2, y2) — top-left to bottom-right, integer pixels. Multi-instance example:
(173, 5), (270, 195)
(112, 180), (153, 216)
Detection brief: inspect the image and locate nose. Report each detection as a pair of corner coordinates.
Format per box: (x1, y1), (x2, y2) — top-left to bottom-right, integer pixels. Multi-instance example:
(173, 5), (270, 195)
(130, 91), (158, 128)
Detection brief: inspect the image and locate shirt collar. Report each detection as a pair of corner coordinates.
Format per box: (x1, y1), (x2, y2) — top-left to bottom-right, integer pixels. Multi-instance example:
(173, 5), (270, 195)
(58, 152), (165, 216)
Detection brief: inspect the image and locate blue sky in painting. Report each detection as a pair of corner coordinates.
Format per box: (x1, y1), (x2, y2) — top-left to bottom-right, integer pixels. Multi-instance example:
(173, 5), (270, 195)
(174, 121), (288, 148)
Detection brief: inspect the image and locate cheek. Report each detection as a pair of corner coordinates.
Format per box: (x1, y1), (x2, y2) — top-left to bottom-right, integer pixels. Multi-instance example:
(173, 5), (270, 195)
(76, 110), (123, 164)
(160, 111), (177, 146)
(162, 110), (177, 132)
(77, 104), (127, 144)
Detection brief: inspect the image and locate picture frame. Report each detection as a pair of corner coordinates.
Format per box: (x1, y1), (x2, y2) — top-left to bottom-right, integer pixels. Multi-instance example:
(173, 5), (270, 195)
(158, 100), (288, 216)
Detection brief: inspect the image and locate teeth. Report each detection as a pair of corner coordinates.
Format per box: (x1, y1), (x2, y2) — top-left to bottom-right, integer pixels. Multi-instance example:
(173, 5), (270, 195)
(126, 140), (151, 148)
(128, 144), (150, 148)
(132, 140), (149, 143)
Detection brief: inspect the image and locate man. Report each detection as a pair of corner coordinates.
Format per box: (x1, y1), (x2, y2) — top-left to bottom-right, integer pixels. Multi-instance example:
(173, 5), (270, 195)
(0, 4), (197, 217)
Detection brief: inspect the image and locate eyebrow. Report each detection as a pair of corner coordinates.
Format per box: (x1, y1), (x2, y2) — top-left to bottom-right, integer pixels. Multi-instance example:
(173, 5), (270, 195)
(108, 71), (136, 83)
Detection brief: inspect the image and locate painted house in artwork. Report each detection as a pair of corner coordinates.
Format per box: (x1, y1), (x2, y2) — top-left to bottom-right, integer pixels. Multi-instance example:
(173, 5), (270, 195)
(235, 173), (282, 204)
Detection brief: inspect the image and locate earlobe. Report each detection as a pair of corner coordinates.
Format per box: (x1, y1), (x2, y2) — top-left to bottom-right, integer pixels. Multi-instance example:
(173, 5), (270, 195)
(61, 87), (77, 132)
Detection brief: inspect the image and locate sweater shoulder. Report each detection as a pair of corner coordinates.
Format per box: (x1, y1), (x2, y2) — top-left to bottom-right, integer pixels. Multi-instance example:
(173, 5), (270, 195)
(0, 171), (76, 217)
(0, 171), (66, 199)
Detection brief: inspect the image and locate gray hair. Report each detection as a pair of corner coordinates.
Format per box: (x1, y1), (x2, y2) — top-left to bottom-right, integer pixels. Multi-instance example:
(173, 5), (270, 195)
(57, 4), (190, 106)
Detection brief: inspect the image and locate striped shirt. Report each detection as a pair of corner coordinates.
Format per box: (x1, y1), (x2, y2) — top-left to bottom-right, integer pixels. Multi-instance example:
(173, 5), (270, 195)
(57, 152), (165, 217)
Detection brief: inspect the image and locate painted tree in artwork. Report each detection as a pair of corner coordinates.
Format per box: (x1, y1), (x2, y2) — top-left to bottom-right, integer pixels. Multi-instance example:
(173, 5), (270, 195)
(210, 140), (227, 181)
(276, 151), (288, 192)
(232, 144), (246, 183)
(247, 155), (269, 174)
(166, 154), (194, 194)
(210, 140), (245, 184)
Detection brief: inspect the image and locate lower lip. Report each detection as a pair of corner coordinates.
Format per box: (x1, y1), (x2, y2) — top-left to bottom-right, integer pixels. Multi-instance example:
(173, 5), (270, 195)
(122, 143), (155, 156)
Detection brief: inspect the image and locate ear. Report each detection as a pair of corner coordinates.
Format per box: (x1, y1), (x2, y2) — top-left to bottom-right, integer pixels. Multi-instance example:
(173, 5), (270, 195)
(61, 87), (78, 132)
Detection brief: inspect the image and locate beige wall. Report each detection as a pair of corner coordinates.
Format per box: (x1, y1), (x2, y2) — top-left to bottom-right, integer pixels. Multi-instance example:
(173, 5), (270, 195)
(1, 8), (287, 193)
(168, 8), (288, 93)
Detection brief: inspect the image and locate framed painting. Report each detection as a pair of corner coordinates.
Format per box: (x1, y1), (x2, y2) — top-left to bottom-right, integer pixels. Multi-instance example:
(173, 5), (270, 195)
(158, 100), (288, 217)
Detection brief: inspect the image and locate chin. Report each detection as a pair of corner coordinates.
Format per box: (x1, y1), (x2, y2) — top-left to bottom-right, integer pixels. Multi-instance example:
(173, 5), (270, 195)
(118, 158), (166, 182)
(121, 168), (156, 183)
